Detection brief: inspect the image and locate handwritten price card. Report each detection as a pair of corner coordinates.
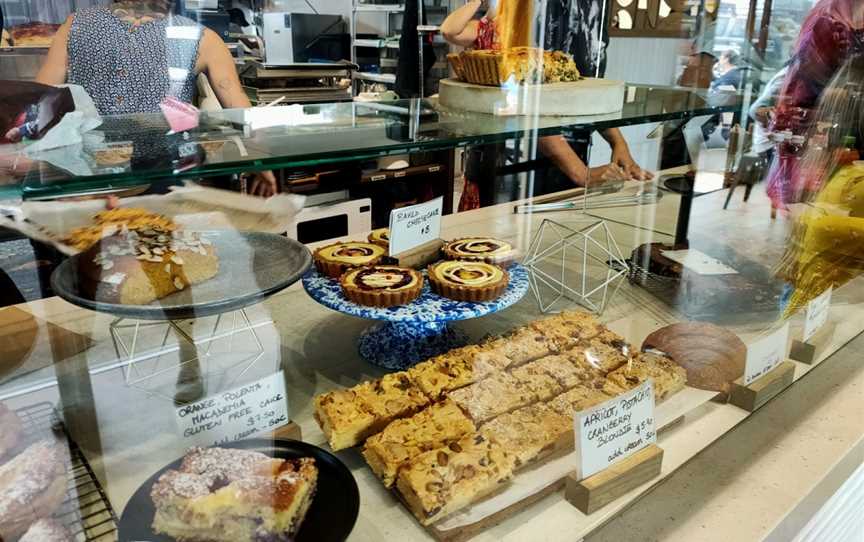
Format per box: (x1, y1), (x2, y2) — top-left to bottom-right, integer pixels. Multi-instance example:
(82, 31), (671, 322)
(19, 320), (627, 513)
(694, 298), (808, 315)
(575, 380), (656, 479)
(388, 197), (443, 256)
(744, 323), (790, 385)
(175, 371), (289, 447)
(803, 287), (832, 342)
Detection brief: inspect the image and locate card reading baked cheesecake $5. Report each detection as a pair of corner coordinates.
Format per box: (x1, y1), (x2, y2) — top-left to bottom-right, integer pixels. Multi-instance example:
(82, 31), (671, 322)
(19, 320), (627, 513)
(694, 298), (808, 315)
(388, 197), (443, 256)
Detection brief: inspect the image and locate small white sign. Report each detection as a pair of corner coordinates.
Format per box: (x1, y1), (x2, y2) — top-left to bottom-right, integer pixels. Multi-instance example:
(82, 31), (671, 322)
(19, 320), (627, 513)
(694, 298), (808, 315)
(803, 287), (832, 342)
(660, 249), (739, 275)
(175, 371), (289, 447)
(388, 197), (443, 256)
(575, 380), (656, 479)
(744, 324), (790, 385)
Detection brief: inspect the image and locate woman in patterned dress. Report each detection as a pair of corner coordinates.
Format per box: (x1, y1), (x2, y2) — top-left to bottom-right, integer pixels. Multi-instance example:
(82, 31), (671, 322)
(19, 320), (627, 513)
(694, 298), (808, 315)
(34, 0), (277, 196)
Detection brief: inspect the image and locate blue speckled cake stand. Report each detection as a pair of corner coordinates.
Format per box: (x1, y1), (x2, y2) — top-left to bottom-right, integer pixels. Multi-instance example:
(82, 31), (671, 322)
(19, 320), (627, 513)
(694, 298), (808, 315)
(302, 263), (529, 370)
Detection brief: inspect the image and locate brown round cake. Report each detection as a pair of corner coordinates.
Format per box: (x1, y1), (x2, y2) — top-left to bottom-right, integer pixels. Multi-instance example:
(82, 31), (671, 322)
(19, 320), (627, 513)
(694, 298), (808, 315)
(427, 260), (509, 302)
(313, 241), (387, 279)
(341, 266), (423, 307)
(641, 322), (746, 394)
(367, 228), (390, 249)
(443, 238), (515, 265)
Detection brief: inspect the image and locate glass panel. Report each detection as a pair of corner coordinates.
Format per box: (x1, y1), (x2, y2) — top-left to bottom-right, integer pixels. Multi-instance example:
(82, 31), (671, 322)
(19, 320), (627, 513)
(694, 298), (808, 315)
(0, 1), (862, 541)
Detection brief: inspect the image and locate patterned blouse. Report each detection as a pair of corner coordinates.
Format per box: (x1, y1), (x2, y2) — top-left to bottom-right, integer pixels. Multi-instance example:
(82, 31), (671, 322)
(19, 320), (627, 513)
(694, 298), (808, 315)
(67, 7), (202, 116)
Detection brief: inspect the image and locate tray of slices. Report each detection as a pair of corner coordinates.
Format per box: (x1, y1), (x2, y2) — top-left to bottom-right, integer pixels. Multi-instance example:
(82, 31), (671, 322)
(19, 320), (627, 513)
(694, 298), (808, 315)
(118, 439), (359, 542)
(310, 311), (735, 539)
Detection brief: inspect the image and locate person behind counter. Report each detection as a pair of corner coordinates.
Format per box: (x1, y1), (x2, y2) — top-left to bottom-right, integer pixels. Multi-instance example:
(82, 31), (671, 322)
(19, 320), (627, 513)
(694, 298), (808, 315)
(440, 0), (651, 207)
(33, 0), (277, 197)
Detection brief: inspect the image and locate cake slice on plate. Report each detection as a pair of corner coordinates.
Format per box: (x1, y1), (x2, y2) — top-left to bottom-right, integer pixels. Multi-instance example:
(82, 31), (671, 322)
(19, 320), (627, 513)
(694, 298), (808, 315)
(151, 447), (317, 542)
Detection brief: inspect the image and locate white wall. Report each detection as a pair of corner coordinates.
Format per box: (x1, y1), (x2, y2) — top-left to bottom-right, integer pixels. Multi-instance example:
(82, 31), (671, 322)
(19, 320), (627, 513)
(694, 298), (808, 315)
(590, 36), (690, 170)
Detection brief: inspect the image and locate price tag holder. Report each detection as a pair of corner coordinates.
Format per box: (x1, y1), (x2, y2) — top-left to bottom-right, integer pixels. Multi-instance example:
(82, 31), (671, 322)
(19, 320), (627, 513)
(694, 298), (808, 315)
(575, 380), (656, 479)
(730, 324), (795, 411)
(566, 380), (663, 514)
(791, 287), (833, 364)
(388, 197), (443, 256)
(743, 323), (790, 386)
(175, 371), (290, 447)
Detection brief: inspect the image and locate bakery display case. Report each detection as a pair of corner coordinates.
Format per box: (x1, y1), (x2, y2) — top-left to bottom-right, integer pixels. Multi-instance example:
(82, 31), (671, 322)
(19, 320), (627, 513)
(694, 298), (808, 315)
(2, 1), (864, 538)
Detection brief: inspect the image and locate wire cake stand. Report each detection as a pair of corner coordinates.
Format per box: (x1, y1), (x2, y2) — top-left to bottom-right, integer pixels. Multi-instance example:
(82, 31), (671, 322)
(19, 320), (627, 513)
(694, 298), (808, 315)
(51, 231), (312, 395)
(302, 263), (530, 370)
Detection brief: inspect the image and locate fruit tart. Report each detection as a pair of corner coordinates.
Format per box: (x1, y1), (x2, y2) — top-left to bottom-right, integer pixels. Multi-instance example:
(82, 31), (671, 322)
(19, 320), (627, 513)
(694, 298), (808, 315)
(368, 228), (390, 249)
(427, 260), (509, 302)
(443, 237), (514, 264)
(340, 265), (423, 307)
(314, 241), (386, 278)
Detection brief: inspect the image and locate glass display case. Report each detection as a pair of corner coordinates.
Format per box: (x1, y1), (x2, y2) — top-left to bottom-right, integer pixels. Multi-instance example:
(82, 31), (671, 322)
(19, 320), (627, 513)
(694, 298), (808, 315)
(1, 1), (862, 542)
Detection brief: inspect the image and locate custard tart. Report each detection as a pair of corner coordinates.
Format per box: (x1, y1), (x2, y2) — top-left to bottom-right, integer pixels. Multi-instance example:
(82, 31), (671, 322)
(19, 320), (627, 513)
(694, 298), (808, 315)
(314, 241), (386, 278)
(428, 260), (509, 302)
(443, 237), (514, 264)
(341, 265), (423, 307)
(368, 228), (390, 249)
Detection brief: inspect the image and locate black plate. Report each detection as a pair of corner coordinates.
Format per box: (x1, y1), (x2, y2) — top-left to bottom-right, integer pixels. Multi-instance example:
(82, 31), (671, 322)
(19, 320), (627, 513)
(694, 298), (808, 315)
(51, 231), (312, 321)
(118, 439), (359, 542)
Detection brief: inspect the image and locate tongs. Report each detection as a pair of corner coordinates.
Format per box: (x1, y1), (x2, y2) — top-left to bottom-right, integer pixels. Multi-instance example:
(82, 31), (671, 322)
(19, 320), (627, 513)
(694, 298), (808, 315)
(515, 185), (663, 214)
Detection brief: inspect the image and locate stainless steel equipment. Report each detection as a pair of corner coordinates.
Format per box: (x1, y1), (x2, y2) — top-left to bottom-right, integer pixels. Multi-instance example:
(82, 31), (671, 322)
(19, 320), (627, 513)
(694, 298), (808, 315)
(259, 12), (345, 66)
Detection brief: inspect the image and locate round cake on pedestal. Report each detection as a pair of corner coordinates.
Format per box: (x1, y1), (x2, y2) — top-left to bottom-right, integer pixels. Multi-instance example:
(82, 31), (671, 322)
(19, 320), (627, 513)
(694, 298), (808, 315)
(438, 77), (626, 117)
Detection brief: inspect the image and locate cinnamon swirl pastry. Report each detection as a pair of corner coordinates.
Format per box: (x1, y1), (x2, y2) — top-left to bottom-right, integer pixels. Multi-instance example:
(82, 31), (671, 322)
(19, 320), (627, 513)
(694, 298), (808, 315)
(313, 241), (386, 278)
(341, 266), (423, 307)
(427, 260), (509, 302)
(443, 238), (514, 264)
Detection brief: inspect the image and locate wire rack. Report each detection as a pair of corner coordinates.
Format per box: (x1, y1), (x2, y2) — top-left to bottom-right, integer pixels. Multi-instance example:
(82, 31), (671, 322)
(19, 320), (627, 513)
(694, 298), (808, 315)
(14, 402), (118, 542)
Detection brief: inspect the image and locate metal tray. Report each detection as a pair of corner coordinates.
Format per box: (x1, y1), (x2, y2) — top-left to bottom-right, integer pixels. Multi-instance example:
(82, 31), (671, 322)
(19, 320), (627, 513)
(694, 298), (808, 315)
(51, 231), (312, 321)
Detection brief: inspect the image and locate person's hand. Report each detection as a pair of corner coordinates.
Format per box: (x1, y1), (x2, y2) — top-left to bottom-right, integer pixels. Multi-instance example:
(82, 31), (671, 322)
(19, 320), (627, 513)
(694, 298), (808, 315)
(248, 171), (279, 198)
(611, 144), (654, 181)
(587, 163), (628, 185)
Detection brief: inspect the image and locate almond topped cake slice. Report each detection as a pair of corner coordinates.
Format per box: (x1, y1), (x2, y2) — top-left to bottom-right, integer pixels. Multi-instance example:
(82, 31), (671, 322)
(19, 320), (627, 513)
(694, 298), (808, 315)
(509, 359), (565, 401)
(530, 311), (607, 349)
(479, 403), (572, 467)
(395, 432), (518, 525)
(314, 372), (429, 451)
(447, 372), (537, 424)
(150, 447), (318, 542)
(363, 399), (476, 487)
(603, 352), (687, 401)
(407, 345), (509, 400)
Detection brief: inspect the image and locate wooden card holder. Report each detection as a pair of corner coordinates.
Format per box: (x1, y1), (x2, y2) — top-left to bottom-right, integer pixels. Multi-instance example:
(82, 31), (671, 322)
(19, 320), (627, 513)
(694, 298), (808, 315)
(789, 340), (817, 365)
(728, 361), (796, 412)
(565, 444), (664, 515)
(393, 239), (445, 269)
(264, 421), (302, 441)
(789, 321), (835, 365)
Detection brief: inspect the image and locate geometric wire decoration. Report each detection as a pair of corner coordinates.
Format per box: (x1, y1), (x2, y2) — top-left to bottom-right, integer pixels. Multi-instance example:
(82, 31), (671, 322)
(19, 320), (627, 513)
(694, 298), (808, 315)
(523, 219), (629, 314)
(108, 308), (265, 400)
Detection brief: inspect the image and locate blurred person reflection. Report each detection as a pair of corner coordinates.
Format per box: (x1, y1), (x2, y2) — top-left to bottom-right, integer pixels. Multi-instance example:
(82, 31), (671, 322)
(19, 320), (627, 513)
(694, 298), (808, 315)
(776, 54), (864, 315)
(33, 0), (277, 197)
(766, 0), (864, 210)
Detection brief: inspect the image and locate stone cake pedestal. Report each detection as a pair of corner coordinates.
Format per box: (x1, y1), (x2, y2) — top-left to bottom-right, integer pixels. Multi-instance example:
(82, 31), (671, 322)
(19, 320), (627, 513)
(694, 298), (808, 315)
(438, 77), (626, 116)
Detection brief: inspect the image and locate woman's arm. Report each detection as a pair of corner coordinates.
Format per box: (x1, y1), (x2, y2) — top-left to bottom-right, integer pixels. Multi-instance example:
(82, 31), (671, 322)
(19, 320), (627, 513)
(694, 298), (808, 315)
(197, 28), (252, 109)
(197, 29), (278, 197)
(441, 0), (483, 47)
(35, 15), (73, 85)
(538, 136), (628, 186)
